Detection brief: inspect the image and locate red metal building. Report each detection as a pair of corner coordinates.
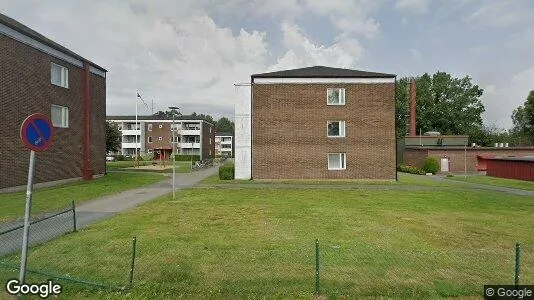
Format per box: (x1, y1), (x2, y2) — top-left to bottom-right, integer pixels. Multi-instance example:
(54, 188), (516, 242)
(486, 157), (534, 181)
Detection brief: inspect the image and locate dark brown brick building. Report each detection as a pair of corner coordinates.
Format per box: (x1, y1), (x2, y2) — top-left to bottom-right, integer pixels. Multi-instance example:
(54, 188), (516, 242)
(0, 13), (107, 190)
(235, 66), (397, 180)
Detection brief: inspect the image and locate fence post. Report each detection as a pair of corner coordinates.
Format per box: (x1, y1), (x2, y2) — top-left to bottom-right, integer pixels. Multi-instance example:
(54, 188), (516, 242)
(72, 200), (77, 232)
(129, 237), (137, 286)
(315, 239), (320, 296)
(515, 243), (520, 287)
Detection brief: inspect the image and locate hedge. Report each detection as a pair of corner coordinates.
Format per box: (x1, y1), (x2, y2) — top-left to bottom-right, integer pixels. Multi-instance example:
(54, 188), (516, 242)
(397, 164), (426, 175)
(173, 155), (201, 161)
(219, 163), (235, 180)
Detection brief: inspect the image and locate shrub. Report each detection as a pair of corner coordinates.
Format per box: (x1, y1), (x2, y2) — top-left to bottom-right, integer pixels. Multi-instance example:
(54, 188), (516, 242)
(219, 163), (235, 180)
(397, 164), (426, 175)
(446, 173), (454, 177)
(174, 155), (201, 161)
(423, 157), (440, 174)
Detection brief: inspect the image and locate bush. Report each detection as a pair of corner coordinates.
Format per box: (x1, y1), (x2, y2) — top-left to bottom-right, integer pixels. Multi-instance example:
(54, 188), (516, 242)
(423, 157), (440, 174)
(219, 163), (234, 180)
(174, 155), (201, 161)
(397, 164), (426, 175)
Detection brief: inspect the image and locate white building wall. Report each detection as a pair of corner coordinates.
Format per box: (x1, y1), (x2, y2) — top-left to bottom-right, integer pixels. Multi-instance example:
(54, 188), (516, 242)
(234, 84), (252, 179)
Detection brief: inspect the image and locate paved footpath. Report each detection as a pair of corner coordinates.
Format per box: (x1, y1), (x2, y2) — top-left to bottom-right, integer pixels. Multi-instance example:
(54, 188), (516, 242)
(0, 167), (218, 256)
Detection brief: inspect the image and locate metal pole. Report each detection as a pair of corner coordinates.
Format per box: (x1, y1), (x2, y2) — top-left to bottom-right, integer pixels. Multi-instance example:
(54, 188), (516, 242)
(172, 114), (176, 200)
(315, 239), (320, 296)
(129, 237), (137, 286)
(19, 150), (36, 284)
(135, 94), (138, 168)
(515, 243), (521, 287)
(72, 200), (77, 232)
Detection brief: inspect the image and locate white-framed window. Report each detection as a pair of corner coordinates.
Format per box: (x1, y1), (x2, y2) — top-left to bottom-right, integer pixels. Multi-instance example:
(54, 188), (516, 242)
(51, 104), (69, 128)
(148, 124), (152, 131)
(51, 62), (68, 88)
(159, 124), (163, 128)
(158, 137), (162, 141)
(209, 149), (212, 155)
(327, 121), (345, 137)
(210, 127), (212, 133)
(327, 88), (345, 105)
(328, 153), (346, 170)
(209, 138), (212, 145)
(148, 136), (153, 143)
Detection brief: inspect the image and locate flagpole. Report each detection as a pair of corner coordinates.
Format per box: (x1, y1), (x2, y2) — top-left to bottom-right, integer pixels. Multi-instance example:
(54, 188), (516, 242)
(136, 92), (139, 167)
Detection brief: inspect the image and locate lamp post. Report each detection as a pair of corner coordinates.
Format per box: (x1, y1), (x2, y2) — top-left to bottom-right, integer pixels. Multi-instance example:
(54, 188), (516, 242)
(169, 106), (179, 200)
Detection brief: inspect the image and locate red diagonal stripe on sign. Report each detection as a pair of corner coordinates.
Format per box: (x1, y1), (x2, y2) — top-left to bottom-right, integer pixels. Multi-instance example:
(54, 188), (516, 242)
(29, 121), (46, 145)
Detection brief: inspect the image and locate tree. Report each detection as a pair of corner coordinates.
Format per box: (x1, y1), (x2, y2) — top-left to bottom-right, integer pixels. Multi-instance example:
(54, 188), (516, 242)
(396, 71), (485, 137)
(510, 90), (534, 145)
(153, 109), (181, 118)
(216, 117), (235, 133)
(106, 121), (121, 153)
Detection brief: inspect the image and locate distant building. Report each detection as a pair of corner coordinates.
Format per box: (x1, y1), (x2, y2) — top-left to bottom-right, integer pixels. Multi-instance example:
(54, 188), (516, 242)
(234, 66), (397, 180)
(486, 156), (534, 181)
(106, 116), (215, 160)
(215, 133), (234, 157)
(0, 13), (107, 190)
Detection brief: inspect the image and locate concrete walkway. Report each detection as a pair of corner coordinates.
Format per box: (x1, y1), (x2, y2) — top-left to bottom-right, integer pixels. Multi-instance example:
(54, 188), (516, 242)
(0, 166), (218, 256)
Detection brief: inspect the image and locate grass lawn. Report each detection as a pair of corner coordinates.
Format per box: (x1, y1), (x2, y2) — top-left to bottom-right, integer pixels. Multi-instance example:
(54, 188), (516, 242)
(1, 185), (532, 299)
(200, 172), (458, 188)
(447, 175), (534, 191)
(107, 161), (192, 173)
(0, 173), (167, 223)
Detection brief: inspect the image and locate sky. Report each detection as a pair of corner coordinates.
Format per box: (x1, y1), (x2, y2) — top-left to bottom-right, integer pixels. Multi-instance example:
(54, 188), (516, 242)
(1, 0), (533, 129)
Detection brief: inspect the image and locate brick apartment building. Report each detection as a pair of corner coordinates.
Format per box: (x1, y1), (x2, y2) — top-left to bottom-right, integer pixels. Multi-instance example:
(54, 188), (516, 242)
(0, 13), (107, 190)
(234, 66), (397, 180)
(215, 133), (234, 157)
(106, 116), (215, 160)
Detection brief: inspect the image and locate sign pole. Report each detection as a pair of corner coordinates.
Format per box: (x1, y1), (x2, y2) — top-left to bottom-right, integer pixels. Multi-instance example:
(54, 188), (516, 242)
(19, 150), (36, 284)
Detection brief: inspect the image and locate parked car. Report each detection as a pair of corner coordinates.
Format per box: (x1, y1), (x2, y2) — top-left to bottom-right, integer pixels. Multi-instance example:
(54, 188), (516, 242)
(106, 156), (115, 161)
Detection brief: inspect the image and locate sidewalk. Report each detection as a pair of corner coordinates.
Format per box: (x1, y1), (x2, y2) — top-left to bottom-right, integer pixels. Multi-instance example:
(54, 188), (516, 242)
(0, 166), (218, 256)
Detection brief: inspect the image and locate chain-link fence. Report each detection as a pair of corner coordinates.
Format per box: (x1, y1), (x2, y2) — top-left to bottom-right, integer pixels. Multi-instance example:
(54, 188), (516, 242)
(0, 230), (531, 298)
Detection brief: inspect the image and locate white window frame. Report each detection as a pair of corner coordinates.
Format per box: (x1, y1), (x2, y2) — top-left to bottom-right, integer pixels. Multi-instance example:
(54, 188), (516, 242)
(327, 88), (345, 105)
(51, 104), (69, 128)
(51, 62), (69, 88)
(327, 121), (346, 137)
(148, 124), (152, 131)
(148, 136), (153, 143)
(328, 153), (346, 170)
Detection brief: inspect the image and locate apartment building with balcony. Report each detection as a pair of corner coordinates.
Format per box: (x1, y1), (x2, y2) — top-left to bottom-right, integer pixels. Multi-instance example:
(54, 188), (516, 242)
(215, 133), (234, 157)
(234, 66), (396, 180)
(0, 13), (107, 190)
(106, 116), (215, 160)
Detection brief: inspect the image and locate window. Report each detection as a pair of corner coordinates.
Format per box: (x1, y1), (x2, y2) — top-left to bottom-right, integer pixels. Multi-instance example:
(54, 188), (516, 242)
(148, 137), (153, 143)
(328, 153), (346, 170)
(159, 124), (163, 129)
(209, 138), (212, 145)
(327, 88), (345, 105)
(209, 149), (212, 155)
(210, 127), (212, 133)
(158, 137), (162, 141)
(51, 63), (68, 88)
(327, 121), (345, 137)
(148, 124), (152, 131)
(51, 105), (68, 128)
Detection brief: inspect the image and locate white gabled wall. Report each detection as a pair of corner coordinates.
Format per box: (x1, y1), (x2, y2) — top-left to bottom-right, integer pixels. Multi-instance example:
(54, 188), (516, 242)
(234, 84), (252, 179)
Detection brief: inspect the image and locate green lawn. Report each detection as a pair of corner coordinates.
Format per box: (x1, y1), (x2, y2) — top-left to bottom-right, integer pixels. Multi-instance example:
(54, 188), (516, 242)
(107, 161), (192, 173)
(201, 172), (458, 188)
(0, 173), (167, 223)
(2, 185), (532, 299)
(447, 175), (534, 191)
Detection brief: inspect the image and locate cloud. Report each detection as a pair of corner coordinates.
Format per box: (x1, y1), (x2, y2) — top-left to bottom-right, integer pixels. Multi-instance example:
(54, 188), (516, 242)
(467, 1), (533, 28)
(395, 0), (432, 14)
(267, 22), (364, 71)
(410, 48), (422, 61)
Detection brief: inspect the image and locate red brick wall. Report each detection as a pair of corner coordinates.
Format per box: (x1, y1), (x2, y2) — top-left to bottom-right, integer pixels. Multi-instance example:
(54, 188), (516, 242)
(0, 34), (106, 188)
(145, 122), (173, 152)
(252, 83), (396, 179)
(201, 121), (215, 160)
(403, 149), (428, 168)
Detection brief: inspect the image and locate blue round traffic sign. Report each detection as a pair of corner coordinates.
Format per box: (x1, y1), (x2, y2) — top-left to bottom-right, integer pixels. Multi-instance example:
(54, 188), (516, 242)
(20, 113), (54, 152)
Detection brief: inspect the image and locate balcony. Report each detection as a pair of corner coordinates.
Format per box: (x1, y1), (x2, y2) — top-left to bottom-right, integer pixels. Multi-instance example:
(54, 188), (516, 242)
(122, 142), (141, 148)
(221, 140), (232, 144)
(122, 129), (141, 136)
(180, 142), (200, 149)
(179, 129), (201, 135)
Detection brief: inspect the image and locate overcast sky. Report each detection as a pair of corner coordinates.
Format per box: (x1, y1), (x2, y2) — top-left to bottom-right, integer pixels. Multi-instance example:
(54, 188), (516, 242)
(2, 0), (533, 129)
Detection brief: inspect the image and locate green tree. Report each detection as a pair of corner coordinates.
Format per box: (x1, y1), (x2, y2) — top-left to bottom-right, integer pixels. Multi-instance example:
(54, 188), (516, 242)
(396, 71), (485, 136)
(106, 121), (121, 153)
(216, 117), (235, 134)
(153, 109), (181, 118)
(510, 90), (534, 145)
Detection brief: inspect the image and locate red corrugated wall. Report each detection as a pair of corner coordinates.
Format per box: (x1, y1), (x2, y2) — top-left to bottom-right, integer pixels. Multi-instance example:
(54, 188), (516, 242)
(486, 160), (534, 181)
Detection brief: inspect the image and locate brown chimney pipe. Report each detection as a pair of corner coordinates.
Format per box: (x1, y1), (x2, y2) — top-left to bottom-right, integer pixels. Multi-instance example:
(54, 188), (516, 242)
(409, 79), (416, 136)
